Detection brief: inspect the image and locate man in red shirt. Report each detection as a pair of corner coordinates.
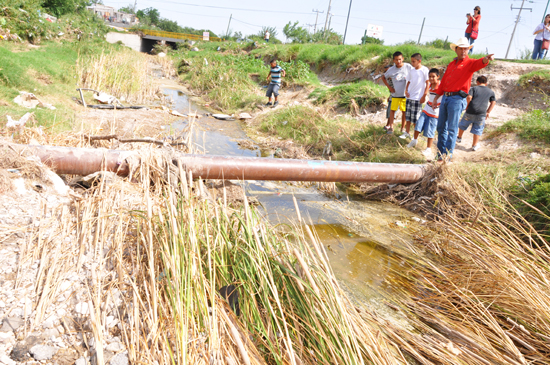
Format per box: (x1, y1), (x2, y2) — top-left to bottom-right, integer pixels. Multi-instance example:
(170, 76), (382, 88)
(432, 37), (494, 161)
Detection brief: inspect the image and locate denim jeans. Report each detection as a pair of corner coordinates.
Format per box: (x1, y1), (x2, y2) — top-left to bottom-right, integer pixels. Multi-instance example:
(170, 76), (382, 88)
(532, 39), (548, 60)
(436, 95), (467, 159)
(465, 32), (476, 54)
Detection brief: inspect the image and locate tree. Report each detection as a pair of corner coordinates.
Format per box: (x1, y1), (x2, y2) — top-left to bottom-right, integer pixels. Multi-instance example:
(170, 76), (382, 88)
(283, 21), (310, 43)
(118, 4), (135, 14)
(361, 35), (384, 45)
(424, 38), (449, 49)
(258, 26), (277, 39)
(136, 7), (160, 25)
(41, 0), (89, 17)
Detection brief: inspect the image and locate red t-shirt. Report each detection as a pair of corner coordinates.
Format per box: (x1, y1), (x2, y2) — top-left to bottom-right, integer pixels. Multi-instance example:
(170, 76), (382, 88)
(434, 57), (488, 95)
(466, 15), (481, 33)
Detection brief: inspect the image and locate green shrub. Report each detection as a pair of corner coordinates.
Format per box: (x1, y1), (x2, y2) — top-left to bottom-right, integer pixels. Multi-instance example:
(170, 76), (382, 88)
(516, 173), (550, 237)
(491, 109), (550, 144)
(310, 80), (388, 110)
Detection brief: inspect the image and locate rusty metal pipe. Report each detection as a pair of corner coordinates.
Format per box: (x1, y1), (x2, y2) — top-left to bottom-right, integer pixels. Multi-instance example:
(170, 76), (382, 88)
(21, 145), (427, 183)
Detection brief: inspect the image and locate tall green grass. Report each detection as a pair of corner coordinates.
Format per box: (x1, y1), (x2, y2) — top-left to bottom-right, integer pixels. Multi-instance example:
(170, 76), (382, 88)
(489, 109), (550, 144)
(251, 43), (460, 70)
(518, 69), (550, 87)
(310, 80), (388, 110)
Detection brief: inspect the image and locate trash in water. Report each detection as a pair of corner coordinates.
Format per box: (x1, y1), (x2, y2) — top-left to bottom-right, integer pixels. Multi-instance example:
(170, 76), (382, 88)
(212, 114), (233, 120)
(238, 113), (252, 119)
(170, 110), (185, 117)
(14, 92), (55, 110)
(6, 112), (34, 128)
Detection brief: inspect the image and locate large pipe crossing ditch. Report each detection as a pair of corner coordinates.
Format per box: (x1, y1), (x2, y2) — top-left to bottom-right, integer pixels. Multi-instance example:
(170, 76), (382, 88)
(17, 144), (428, 184)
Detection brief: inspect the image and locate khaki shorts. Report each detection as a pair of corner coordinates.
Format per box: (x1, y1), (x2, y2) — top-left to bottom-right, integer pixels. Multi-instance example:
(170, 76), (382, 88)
(390, 97), (406, 112)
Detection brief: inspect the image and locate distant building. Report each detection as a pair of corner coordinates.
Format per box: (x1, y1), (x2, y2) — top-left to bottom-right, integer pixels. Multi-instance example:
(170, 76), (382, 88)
(87, 4), (139, 25)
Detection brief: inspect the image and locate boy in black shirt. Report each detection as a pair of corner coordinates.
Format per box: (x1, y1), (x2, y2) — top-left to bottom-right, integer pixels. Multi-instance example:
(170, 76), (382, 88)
(457, 75), (496, 151)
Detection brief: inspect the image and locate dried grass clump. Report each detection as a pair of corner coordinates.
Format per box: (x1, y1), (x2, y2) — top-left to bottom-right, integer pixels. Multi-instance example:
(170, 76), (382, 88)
(77, 50), (161, 104)
(0, 141), (47, 180)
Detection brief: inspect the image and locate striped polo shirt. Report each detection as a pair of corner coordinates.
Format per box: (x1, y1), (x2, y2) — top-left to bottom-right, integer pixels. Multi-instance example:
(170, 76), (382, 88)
(270, 65), (283, 85)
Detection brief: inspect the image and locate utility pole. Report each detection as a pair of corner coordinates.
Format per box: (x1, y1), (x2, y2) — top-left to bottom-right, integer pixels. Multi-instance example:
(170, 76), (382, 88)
(343, 0), (353, 45)
(226, 14), (232, 38)
(543, 0), (550, 22)
(323, 0), (332, 34)
(362, 29), (367, 44)
(133, 0), (137, 13)
(312, 9), (324, 33)
(417, 17), (425, 45)
(506, 0), (532, 59)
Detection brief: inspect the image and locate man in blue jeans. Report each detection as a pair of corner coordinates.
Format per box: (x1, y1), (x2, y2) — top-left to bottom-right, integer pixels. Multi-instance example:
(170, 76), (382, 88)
(432, 37), (494, 161)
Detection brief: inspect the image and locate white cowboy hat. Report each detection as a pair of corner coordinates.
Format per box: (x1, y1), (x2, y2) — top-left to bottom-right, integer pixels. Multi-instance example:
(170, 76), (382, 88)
(450, 37), (474, 51)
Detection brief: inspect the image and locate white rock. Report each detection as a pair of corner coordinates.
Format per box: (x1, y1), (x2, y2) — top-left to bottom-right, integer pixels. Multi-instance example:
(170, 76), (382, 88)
(75, 302), (89, 315)
(56, 308), (67, 317)
(105, 341), (124, 353)
(42, 318), (55, 329)
(0, 332), (15, 344)
(29, 344), (57, 361)
(0, 301), (5, 309)
(0, 354), (16, 365)
(110, 351), (128, 365)
(106, 316), (118, 329)
(74, 357), (87, 365)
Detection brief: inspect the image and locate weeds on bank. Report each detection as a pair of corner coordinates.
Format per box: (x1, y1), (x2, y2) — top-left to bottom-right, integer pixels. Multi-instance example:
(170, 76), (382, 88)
(78, 49), (160, 104)
(310, 80), (388, 111)
(175, 51), (317, 112)
(251, 43), (459, 71)
(518, 69), (550, 87)
(257, 105), (423, 163)
(489, 108), (550, 144)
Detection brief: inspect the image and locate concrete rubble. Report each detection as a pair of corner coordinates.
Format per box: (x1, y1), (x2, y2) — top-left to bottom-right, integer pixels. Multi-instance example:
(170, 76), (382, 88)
(0, 167), (134, 365)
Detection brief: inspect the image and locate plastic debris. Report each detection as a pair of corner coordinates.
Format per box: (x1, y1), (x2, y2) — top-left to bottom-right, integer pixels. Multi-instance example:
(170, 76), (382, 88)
(170, 110), (185, 117)
(14, 92), (55, 110)
(395, 221), (406, 228)
(238, 113), (252, 119)
(212, 114), (233, 120)
(158, 52), (166, 57)
(6, 112), (33, 128)
(93, 92), (118, 105)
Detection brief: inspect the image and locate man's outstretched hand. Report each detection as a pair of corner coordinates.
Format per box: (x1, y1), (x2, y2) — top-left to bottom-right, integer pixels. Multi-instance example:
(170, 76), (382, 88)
(483, 54), (495, 64)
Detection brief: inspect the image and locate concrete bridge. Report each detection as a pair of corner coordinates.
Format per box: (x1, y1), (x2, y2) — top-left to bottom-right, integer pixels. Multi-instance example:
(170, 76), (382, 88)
(106, 30), (221, 53)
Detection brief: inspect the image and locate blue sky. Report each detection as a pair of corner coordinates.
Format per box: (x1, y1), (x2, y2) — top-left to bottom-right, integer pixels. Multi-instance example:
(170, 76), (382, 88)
(105, 0), (550, 58)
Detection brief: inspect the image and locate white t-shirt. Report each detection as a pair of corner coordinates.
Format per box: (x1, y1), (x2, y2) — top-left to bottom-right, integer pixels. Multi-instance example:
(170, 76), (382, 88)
(422, 87), (441, 118)
(265, 31), (270, 39)
(406, 66), (429, 101)
(534, 23), (550, 41)
(384, 63), (413, 98)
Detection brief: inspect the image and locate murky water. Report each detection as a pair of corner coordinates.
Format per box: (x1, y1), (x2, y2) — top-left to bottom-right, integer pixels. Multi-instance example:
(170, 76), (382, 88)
(164, 87), (418, 307)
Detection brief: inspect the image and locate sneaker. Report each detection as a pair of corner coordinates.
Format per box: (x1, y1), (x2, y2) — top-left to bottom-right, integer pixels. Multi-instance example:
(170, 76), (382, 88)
(399, 132), (410, 139)
(266, 102), (273, 106)
(273, 101), (279, 107)
(407, 139), (417, 148)
(386, 128), (393, 135)
(456, 137), (462, 143)
(472, 145), (480, 151)
(422, 148), (433, 158)
(383, 125), (390, 131)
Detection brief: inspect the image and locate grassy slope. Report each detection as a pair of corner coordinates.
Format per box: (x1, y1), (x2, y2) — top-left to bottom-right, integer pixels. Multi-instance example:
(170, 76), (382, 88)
(0, 39), (132, 131)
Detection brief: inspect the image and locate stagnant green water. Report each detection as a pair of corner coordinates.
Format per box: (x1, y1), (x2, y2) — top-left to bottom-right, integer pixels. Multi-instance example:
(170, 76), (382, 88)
(164, 87), (420, 311)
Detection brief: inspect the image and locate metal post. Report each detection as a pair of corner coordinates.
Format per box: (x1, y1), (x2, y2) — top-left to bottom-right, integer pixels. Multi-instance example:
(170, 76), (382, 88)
(544, 0), (550, 22)
(506, 0), (526, 59)
(324, 0), (332, 34)
(343, 0), (353, 45)
(225, 14), (232, 39)
(417, 17), (425, 45)
(362, 29), (367, 44)
(312, 9), (323, 33)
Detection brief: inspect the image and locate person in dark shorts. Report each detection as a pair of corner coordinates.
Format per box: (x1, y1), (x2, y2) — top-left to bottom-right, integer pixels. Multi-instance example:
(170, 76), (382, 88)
(266, 59), (285, 107)
(457, 75), (496, 151)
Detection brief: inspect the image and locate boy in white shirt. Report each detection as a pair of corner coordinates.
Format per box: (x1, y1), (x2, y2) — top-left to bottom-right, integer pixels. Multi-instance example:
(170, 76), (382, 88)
(407, 68), (441, 160)
(400, 53), (429, 139)
(382, 52), (413, 135)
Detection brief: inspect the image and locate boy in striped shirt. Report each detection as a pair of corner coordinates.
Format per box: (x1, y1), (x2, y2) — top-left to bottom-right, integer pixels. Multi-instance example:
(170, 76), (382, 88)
(266, 60), (286, 107)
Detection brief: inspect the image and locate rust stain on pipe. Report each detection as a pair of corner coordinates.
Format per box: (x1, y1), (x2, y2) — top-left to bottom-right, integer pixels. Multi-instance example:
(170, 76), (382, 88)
(22, 145), (427, 184)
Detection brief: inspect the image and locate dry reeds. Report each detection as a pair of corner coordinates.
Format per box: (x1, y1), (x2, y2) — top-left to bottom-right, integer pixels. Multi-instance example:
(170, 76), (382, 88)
(77, 50), (161, 104)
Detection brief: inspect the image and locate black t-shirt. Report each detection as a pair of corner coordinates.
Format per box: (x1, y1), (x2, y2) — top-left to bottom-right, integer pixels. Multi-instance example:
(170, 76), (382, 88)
(466, 86), (496, 115)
